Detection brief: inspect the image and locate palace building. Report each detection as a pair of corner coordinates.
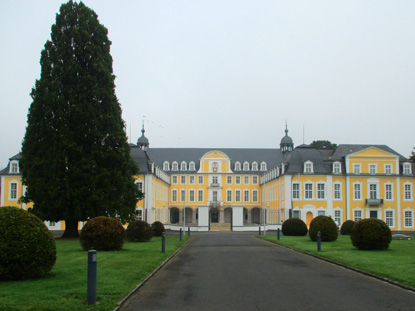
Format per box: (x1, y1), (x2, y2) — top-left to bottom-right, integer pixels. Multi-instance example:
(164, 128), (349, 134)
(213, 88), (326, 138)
(1, 126), (414, 231)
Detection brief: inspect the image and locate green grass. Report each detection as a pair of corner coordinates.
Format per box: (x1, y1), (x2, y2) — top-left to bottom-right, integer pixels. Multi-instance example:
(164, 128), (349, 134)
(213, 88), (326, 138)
(260, 234), (415, 288)
(0, 236), (190, 311)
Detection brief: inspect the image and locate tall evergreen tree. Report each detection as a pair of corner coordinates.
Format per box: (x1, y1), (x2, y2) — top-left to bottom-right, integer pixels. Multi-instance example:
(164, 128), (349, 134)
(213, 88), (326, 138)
(310, 140), (337, 150)
(21, 1), (142, 238)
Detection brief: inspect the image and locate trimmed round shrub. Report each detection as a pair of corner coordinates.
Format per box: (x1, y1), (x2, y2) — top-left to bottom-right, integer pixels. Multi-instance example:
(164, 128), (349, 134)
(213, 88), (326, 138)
(151, 221), (165, 237)
(340, 220), (355, 235)
(0, 206), (56, 280)
(309, 215), (338, 242)
(351, 219), (392, 250)
(126, 220), (153, 242)
(281, 218), (308, 236)
(80, 216), (125, 251)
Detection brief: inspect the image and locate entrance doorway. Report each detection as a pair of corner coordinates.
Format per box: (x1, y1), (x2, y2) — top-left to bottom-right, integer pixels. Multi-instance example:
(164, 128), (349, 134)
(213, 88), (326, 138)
(306, 212), (313, 227)
(210, 208), (219, 223)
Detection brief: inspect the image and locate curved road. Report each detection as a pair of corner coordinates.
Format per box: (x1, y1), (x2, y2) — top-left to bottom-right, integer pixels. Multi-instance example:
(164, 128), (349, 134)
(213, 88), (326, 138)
(121, 232), (415, 311)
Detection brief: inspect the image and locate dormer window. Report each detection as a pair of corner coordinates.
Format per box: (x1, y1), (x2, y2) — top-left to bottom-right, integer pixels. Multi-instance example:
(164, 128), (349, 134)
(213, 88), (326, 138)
(252, 162), (258, 171)
(333, 162), (341, 174)
(212, 162), (219, 172)
(163, 161), (170, 171)
(235, 162), (241, 170)
(404, 163), (412, 175)
(172, 162), (178, 171)
(243, 162), (249, 171)
(181, 162), (187, 171)
(9, 161), (19, 174)
(304, 161), (313, 173)
(189, 161), (195, 171)
(260, 162), (267, 171)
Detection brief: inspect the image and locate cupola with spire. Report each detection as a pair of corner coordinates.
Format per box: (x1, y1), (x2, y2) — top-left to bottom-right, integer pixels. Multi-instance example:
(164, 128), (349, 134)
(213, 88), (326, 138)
(280, 124), (294, 153)
(137, 121), (149, 151)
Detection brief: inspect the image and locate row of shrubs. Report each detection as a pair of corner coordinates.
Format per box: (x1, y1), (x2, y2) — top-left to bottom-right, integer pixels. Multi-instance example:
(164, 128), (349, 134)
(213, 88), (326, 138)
(281, 215), (392, 250)
(0, 206), (166, 281)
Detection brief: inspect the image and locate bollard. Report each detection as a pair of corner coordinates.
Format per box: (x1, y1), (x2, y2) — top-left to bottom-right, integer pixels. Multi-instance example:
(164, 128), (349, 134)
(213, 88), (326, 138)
(87, 250), (97, 305)
(277, 228), (280, 240)
(317, 231), (321, 252)
(180, 228), (183, 241)
(259, 226), (261, 236)
(188, 226), (190, 236)
(161, 232), (165, 253)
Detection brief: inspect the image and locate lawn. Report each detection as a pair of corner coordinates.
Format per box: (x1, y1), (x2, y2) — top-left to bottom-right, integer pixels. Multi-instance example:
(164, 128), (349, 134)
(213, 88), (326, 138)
(260, 234), (415, 288)
(0, 236), (190, 311)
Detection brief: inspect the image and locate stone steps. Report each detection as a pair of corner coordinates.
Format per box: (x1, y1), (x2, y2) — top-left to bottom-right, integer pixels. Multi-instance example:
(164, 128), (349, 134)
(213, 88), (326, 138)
(210, 223), (231, 231)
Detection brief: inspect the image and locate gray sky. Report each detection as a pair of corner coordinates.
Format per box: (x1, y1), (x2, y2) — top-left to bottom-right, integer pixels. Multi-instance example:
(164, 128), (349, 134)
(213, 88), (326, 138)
(1, 0), (414, 168)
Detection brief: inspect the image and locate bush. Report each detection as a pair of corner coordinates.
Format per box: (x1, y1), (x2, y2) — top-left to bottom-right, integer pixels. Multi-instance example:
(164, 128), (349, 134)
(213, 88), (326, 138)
(350, 219), (392, 250)
(80, 216), (125, 251)
(151, 221), (165, 237)
(340, 220), (355, 235)
(309, 215), (338, 242)
(281, 218), (308, 236)
(126, 220), (153, 242)
(0, 206), (56, 280)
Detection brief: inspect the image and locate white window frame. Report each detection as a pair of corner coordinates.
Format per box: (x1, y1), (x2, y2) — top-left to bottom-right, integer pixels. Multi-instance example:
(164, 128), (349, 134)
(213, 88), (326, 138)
(189, 189), (195, 202)
(180, 175), (186, 184)
(243, 162), (249, 171)
(235, 190), (241, 202)
(304, 161), (313, 174)
(244, 190), (250, 202)
(252, 176), (258, 184)
(226, 190), (232, 202)
(198, 175), (204, 184)
(260, 162), (267, 171)
(10, 161), (19, 174)
(333, 162), (341, 174)
(292, 210), (301, 219)
(252, 162), (258, 171)
(163, 161), (170, 171)
(384, 164), (392, 175)
(198, 189), (204, 202)
(404, 209), (414, 228)
(334, 209), (342, 227)
(189, 175), (195, 184)
(404, 183), (413, 201)
(317, 183), (326, 200)
(252, 190), (258, 202)
(243, 175), (249, 185)
(235, 176), (241, 185)
(172, 162), (178, 171)
(172, 189), (178, 202)
(333, 182), (342, 200)
(385, 209), (394, 228)
(180, 189), (186, 202)
(385, 183), (393, 201)
(137, 181), (144, 192)
(181, 161), (187, 171)
(292, 183), (300, 200)
(354, 209), (363, 221)
(368, 183), (378, 200)
(189, 161), (196, 171)
(403, 163), (412, 175)
(172, 175), (178, 184)
(9, 181), (18, 200)
(353, 164), (361, 174)
(304, 183), (313, 200)
(353, 182), (362, 201)
(369, 164), (377, 175)
(318, 210), (325, 216)
(235, 162), (241, 171)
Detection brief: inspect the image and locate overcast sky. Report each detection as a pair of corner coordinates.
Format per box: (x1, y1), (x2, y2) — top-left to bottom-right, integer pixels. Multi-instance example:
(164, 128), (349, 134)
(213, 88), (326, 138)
(1, 0), (414, 168)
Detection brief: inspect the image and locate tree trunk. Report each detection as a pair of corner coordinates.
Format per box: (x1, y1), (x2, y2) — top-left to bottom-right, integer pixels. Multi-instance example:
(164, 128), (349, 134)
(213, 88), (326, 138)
(61, 219), (80, 238)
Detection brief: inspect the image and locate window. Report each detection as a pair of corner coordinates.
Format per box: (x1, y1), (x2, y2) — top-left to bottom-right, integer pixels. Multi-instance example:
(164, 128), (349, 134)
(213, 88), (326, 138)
(235, 190), (241, 202)
(252, 162), (258, 171)
(292, 183), (300, 200)
(189, 190), (195, 202)
(227, 190), (232, 202)
(253, 190), (258, 202)
(198, 190), (204, 202)
(385, 164), (392, 175)
(172, 162), (178, 171)
(252, 176), (258, 184)
(137, 210), (143, 221)
(137, 181), (143, 192)
(260, 162), (267, 171)
(10, 161), (19, 173)
(243, 162), (249, 171)
(244, 190), (249, 202)
(172, 190), (178, 202)
(354, 183), (361, 200)
(292, 210), (301, 219)
(180, 176), (186, 184)
(9, 182), (17, 200)
(198, 176), (204, 184)
(404, 163), (412, 175)
(189, 176), (195, 184)
(304, 161), (313, 174)
(385, 210), (394, 227)
(189, 161), (195, 171)
(333, 162), (341, 174)
(404, 183), (413, 200)
(235, 162), (241, 170)
(404, 210), (413, 227)
(180, 189), (186, 202)
(49, 221), (56, 227)
(353, 164), (361, 174)
(172, 176), (178, 184)
(181, 162), (187, 171)
(334, 210), (341, 226)
(235, 176), (241, 184)
(369, 164), (377, 174)
(317, 183), (325, 199)
(334, 183), (341, 200)
(369, 183), (378, 199)
(227, 176), (232, 184)
(318, 210), (325, 216)
(354, 210), (362, 221)
(212, 176), (218, 185)
(212, 162), (219, 172)
(385, 184), (393, 201)
(163, 161), (170, 171)
(244, 176), (249, 184)
(305, 183), (313, 199)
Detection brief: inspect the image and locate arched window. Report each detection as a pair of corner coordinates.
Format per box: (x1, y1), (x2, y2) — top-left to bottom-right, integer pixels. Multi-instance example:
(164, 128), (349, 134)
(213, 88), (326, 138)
(181, 161), (187, 171)
(243, 162), (249, 171)
(189, 161), (195, 171)
(260, 162), (267, 171)
(304, 161), (313, 173)
(235, 162), (241, 170)
(172, 162), (178, 171)
(163, 161), (170, 171)
(252, 162), (258, 171)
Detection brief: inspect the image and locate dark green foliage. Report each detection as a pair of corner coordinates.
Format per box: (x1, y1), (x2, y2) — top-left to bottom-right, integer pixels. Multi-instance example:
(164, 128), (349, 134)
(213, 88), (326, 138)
(340, 220), (355, 235)
(126, 220), (153, 242)
(151, 221), (165, 237)
(310, 140), (337, 150)
(20, 1), (142, 238)
(281, 218), (308, 236)
(309, 215), (338, 242)
(351, 219), (392, 250)
(80, 216), (125, 251)
(0, 206), (56, 280)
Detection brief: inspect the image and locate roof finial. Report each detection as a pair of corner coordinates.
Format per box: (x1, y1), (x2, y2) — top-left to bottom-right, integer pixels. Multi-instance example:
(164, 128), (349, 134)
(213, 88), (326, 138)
(285, 118), (288, 136)
(141, 115), (146, 134)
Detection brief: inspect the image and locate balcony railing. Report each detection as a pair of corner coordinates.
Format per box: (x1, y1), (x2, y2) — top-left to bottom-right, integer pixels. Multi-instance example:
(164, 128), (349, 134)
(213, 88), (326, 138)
(210, 183), (220, 187)
(366, 198), (384, 206)
(208, 200), (222, 207)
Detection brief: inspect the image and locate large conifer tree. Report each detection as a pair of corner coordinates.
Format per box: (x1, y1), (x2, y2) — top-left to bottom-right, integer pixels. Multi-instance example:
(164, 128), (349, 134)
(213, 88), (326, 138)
(21, 1), (141, 238)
